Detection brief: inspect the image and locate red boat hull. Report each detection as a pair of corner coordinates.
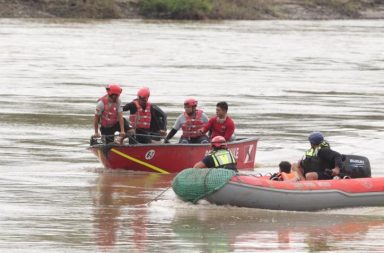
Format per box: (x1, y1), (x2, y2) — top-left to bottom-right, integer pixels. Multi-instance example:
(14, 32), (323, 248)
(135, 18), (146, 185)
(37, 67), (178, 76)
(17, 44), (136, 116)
(89, 137), (258, 173)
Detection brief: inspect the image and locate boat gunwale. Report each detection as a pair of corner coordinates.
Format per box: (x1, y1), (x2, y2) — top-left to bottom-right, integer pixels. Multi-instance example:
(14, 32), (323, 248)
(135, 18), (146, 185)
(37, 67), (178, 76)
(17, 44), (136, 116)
(88, 136), (259, 149)
(226, 180), (384, 196)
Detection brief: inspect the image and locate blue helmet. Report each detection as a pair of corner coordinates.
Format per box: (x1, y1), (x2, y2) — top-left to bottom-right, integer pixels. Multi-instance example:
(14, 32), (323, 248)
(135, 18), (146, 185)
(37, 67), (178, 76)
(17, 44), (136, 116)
(308, 132), (324, 145)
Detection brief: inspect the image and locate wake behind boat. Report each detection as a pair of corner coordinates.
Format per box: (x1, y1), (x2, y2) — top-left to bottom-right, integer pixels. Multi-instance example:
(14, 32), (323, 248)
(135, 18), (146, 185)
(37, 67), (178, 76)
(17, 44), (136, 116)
(89, 137), (258, 174)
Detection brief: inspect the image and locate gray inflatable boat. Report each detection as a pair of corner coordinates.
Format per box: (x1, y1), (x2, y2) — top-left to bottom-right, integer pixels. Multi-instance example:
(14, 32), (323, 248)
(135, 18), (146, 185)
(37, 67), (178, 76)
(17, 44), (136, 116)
(206, 175), (384, 211)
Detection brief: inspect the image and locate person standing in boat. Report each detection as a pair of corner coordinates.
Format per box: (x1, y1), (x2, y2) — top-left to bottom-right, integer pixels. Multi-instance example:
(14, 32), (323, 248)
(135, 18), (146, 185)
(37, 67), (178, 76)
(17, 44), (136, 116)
(164, 98), (209, 144)
(123, 87), (167, 144)
(199, 101), (235, 141)
(293, 132), (342, 180)
(92, 84), (134, 144)
(193, 136), (237, 171)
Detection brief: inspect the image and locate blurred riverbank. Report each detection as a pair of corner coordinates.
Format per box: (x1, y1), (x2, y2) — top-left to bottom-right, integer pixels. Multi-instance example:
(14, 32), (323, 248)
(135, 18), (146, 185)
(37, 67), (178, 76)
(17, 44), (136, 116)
(0, 0), (383, 19)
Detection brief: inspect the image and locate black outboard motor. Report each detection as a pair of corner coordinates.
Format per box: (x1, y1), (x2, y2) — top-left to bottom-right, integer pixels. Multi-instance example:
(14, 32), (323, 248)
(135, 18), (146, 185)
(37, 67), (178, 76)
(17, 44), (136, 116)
(341, 154), (371, 178)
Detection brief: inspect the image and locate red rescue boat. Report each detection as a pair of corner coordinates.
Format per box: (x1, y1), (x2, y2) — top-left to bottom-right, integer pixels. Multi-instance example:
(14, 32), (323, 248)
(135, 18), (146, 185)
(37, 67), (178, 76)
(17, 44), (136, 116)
(89, 137), (258, 174)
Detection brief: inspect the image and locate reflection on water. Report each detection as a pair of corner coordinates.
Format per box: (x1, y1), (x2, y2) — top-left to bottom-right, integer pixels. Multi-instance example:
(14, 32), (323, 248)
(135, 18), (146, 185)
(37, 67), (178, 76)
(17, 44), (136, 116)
(90, 172), (174, 251)
(88, 172), (384, 252)
(0, 19), (384, 251)
(171, 208), (384, 252)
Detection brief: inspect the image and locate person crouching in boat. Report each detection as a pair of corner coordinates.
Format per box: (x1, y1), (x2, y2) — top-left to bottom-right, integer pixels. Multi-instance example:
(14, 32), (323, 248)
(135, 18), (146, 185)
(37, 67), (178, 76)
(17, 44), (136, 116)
(193, 136), (237, 171)
(293, 132), (342, 180)
(123, 87), (167, 144)
(164, 98), (209, 144)
(270, 161), (300, 181)
(92, 84), (134, 144)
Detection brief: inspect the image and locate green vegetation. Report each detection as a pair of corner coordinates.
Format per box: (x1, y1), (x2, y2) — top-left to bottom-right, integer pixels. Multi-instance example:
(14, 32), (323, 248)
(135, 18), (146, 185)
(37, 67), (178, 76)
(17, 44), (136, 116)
(209, 0), (280, 20)
(138, 0), (369, 20)
(304, 0), (364, 17)
(1, 0), (382, 19)
(139, 0), (212, 19)
(138, 0), (280, 20)
(138, 0), (382, 20)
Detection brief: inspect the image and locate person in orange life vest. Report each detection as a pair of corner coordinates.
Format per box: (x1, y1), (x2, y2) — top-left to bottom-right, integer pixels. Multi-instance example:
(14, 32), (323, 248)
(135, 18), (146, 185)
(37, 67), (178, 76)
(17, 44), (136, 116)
(270, 161), (300, 181)
(123, 87), (167, 144)
(199, 101), (235, 141)
(193, 136), (237, 171)
(164, 98), (209, 144)
(93, 84), (134, 144)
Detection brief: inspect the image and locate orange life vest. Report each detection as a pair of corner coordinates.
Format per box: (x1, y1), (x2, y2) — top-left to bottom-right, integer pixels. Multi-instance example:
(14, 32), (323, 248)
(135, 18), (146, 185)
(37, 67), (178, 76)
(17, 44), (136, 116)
(99, 95), (118, 127)
(181, 110), (204, 138)
(281, 171), (300, 181)
(129, 100), (151, 129)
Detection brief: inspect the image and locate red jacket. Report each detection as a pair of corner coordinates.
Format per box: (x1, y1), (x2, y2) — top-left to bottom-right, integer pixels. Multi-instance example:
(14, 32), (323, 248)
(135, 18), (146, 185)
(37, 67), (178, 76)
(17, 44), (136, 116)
(203, 116), (235, 141)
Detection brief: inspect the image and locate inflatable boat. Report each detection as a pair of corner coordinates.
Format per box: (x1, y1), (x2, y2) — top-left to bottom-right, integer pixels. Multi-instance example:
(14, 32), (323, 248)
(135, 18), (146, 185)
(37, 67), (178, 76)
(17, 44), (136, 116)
(205, 174), (384, 211)
(172, 155), (382, 211)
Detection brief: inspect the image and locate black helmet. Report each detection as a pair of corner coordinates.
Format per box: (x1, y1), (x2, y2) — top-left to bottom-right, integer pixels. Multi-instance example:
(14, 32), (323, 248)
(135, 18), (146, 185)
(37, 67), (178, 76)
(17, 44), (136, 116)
(308, 132), (324, 145)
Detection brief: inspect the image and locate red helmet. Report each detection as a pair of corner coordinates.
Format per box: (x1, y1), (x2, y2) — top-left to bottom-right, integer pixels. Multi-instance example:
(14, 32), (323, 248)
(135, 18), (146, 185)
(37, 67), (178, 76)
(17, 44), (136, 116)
(184, 98), (198, 107)
(137, 87), (150, 99)
(211, 136), (227, 148)
(106, 84), (122, 96)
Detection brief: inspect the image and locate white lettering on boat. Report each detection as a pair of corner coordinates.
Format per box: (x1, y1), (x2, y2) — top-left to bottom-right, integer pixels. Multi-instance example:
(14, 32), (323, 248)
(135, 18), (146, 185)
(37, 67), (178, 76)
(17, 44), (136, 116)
(350, 159), (365, 164)
(204, 147), (240, 159)
(145, 150), (156, 160)
(229, 147), (239, 159)
(244, 144), (254, 163)
(204, 148), (239, 159)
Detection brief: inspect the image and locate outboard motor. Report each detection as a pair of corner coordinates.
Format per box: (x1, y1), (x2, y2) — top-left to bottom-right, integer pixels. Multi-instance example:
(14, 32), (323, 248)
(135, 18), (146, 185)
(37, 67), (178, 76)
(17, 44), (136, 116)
(341, 154), (371, 178)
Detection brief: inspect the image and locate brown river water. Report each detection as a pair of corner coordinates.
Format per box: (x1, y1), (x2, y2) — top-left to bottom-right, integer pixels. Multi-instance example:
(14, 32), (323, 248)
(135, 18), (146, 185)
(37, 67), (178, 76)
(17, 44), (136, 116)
(0, 19), (384, 252)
